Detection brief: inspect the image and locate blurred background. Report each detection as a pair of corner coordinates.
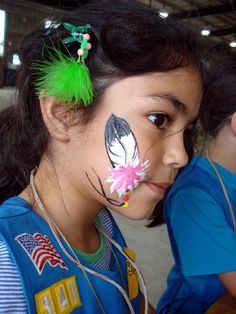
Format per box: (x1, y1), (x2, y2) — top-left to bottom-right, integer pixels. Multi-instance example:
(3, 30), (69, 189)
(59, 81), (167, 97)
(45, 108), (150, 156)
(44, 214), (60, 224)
(0, 0), (235, 306)
(0, 0), (236, 89)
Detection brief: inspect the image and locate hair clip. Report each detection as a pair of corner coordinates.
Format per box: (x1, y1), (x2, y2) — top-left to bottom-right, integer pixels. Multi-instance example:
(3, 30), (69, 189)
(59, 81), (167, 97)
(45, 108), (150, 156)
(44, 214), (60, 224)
(62, 23), (92, 61)
(34, 22), (94, 107)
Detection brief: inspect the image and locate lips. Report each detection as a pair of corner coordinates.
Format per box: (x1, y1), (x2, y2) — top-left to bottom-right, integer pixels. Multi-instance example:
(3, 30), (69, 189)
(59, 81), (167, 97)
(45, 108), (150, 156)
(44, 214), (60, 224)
(145, 182), (171, 194)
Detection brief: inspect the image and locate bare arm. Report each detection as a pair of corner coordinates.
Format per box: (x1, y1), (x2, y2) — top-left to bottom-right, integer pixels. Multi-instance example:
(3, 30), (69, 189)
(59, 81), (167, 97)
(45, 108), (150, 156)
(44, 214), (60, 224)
(218, 271), (236, 298)
(148, 304), (158, 314)
(140, 294), (158, 314)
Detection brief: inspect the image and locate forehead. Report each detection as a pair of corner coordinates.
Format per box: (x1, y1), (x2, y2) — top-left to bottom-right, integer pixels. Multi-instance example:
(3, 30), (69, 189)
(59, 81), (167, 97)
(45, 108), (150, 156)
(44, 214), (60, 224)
(101, 66), (202, 120)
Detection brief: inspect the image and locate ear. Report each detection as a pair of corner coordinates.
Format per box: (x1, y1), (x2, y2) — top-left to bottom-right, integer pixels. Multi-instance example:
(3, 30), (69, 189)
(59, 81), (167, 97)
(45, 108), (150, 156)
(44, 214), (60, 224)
(230, 112), (236, 136)
(39, 97), (71, 142)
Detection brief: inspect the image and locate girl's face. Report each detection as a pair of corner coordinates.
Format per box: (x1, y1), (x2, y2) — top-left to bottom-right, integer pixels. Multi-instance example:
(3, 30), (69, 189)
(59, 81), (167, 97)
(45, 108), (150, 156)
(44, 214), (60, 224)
(66, 66), (202, 219)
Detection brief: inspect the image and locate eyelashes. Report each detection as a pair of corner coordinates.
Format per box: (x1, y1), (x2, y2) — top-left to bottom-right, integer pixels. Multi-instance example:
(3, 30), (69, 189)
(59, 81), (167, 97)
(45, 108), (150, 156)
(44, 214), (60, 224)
(147, 112), (197, 133)
(147, 112), (171, 130)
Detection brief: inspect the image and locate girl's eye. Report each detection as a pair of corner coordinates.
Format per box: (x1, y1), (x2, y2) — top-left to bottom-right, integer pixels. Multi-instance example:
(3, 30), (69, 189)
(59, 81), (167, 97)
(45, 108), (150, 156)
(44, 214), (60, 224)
(147, 113), (171, 129)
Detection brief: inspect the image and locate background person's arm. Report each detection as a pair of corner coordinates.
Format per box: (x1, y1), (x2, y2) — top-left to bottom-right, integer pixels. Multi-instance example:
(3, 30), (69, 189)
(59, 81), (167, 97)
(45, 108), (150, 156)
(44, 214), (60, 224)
(140, 294), (158, 314)
(206, 290), (236, 313)
(218, 271), (236, 298)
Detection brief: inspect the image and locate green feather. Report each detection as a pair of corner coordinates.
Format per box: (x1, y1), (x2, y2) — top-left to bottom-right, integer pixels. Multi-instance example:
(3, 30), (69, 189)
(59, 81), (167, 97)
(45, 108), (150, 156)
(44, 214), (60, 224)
(33, 47), (94, 107)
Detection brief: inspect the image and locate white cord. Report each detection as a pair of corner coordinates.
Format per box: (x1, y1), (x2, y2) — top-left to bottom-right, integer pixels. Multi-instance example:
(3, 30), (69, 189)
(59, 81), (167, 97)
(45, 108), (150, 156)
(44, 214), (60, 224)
(30, 169), (148, 314)
(96, 225), (148, 314)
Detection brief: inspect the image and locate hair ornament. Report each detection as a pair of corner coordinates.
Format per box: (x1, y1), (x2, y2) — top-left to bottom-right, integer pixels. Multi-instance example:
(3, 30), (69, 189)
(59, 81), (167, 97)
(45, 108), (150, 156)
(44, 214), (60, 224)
(62, 23), (90, 43)
(62, 23), (92, 61)
(34, 22), (94, 107)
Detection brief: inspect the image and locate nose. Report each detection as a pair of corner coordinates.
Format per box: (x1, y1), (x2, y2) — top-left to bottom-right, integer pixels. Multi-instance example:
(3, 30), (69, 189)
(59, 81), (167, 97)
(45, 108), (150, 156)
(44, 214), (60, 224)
(162, 131), (189, 169)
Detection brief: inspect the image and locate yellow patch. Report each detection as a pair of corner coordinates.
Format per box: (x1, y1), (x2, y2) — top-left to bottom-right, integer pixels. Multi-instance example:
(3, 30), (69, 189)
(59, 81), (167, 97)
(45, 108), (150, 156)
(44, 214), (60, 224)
(64, 276), (81, 309)
(35, 276), (81, 313)
(35, 288), (57, 314)
(124, 247), (139, 300)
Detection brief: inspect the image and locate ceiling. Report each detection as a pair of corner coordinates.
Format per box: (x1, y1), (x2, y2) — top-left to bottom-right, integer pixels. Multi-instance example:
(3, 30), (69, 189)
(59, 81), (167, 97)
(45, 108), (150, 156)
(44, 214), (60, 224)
(28, 0), (236, 48)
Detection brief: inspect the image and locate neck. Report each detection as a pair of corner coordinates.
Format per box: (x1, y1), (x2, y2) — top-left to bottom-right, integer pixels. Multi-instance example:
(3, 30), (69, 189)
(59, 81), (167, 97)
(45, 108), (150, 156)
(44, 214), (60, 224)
(208, 125), (236, 173)
(19, 161), (102, 252)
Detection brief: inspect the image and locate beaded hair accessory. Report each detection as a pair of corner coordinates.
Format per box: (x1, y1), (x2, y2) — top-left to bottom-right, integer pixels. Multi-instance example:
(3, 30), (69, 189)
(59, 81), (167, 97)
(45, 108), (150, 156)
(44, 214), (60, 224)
(34, 22), (94, 107)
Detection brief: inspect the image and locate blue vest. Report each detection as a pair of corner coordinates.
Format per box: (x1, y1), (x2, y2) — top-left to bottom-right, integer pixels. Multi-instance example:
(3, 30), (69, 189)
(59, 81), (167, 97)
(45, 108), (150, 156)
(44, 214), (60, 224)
(157, 163), (232, 314)
(0, 197), (141, 313)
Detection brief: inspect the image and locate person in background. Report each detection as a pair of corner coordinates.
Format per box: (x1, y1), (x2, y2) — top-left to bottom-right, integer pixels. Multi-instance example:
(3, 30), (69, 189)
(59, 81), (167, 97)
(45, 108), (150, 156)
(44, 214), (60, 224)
(157, 55), (236, 314)
(0, 0), (203, 312)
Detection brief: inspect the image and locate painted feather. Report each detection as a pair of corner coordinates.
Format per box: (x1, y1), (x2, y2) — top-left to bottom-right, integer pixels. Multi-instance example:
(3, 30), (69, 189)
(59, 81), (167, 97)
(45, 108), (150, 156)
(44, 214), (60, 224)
(105, 114), (139, 167)
(105, 114), (149, 197)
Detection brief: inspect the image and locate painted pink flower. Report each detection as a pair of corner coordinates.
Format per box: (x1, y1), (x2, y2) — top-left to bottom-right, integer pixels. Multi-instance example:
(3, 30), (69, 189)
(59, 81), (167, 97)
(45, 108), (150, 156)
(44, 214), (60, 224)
(106, 160), (149, 197)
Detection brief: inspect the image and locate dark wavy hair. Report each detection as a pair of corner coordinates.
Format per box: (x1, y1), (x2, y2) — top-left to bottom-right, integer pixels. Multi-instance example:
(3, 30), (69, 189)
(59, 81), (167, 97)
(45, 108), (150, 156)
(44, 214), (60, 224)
(0, 0), (204, 204)
(200, 54), (236, 137)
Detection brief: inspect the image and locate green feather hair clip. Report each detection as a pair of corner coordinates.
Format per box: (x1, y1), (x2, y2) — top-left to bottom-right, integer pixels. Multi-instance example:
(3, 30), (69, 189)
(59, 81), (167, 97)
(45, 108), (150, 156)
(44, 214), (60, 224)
(34, 23), (94, 107)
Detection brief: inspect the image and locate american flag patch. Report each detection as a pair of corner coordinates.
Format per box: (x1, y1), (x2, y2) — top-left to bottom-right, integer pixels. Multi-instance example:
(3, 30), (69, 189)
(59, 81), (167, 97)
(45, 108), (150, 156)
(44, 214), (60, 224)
(15, 233), (68, 275)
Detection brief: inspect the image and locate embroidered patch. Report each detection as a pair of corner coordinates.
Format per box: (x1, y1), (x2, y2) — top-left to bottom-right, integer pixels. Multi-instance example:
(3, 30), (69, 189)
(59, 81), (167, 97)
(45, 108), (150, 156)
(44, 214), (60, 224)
(35, 276), (81, 313)
(15, 233), (68, 274)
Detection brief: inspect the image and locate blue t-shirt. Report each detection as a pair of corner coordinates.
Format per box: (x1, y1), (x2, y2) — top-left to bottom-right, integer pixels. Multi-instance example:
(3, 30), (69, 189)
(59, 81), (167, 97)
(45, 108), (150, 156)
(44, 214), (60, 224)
(157, 156), (236, 314)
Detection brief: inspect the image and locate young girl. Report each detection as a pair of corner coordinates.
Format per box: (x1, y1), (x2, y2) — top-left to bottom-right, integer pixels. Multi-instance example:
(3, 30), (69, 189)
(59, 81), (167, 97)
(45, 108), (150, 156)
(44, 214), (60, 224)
(0, 0), (203, 313)
(157, 55), (236, 313)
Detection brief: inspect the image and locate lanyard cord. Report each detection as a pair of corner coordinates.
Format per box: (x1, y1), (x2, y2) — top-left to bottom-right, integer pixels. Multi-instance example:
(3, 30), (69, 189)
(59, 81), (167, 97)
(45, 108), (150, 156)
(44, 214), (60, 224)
(30, 170), (107, 314)
(30, 169), (144, 314)
(96, 224), (148, 314)
(206, 151), (236, 232)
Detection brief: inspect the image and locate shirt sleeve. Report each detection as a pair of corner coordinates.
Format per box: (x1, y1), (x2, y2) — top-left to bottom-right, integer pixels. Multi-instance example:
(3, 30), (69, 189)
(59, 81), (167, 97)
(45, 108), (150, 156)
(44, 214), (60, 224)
(0, 239), (27, 313)
(168, 187), (236, 277)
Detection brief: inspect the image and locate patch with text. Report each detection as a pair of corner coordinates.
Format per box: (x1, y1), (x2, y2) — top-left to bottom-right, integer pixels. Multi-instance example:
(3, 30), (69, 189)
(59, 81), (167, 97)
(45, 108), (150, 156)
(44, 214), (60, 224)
(35, 276), (81, 313)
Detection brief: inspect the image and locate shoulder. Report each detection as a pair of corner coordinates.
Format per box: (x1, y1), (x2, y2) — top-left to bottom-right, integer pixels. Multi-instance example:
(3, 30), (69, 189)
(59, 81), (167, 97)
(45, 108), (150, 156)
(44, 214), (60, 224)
(0, 197), (31, 219)
(166, 156), (222, 211)
(174, 156), (213, 186)
(0, 239), (27, 312)
(0, 239), (17, 269)
(165, 185), (226, 231)
(167, 185), (216, 213)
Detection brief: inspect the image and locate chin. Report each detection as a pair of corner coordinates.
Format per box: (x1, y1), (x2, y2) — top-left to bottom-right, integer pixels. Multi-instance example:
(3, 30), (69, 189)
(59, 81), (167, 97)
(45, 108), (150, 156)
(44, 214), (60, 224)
(117, 203), (156, 221)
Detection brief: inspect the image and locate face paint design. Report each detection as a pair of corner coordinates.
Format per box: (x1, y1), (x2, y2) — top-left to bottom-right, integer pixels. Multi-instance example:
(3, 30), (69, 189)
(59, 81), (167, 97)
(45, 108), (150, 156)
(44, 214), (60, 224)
(105, 114), (150, 207)
(85, 169), (124, 207)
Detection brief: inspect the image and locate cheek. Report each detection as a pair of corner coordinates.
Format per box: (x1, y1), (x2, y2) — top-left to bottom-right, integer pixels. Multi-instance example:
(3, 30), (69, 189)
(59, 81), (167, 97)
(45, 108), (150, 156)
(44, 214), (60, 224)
(140, 140), (162, 169)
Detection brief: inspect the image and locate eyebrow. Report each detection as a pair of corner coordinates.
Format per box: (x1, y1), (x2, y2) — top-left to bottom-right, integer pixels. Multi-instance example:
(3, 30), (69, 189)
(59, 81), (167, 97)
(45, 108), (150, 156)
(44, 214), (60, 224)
(145, 92), (188, 114)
